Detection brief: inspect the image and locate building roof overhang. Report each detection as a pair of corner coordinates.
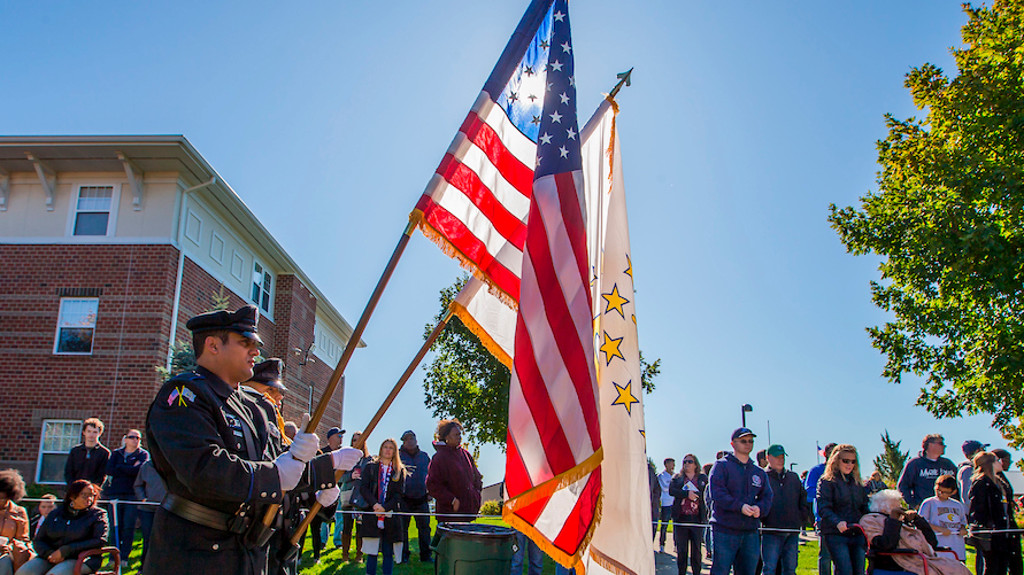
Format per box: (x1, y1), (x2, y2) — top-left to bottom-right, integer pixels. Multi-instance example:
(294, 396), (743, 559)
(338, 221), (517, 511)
(0, 135), (364, 348)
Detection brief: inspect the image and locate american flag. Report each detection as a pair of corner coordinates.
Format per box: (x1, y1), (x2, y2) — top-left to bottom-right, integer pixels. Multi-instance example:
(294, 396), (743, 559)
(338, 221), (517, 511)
(414, 0), (560, 304)
(499, 1), (603, 568)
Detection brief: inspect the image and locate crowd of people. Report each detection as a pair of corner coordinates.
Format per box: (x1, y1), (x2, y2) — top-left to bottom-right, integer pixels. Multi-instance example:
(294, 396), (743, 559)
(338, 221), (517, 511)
(650, 429), (1020, 575)
(0, 304), (1018, 575)
(0, 413), (484, 575)
(0, 305), (488, 575)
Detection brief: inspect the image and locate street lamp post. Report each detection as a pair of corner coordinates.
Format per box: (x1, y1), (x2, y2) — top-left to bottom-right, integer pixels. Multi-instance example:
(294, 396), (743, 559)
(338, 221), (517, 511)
(741, 404), (753, 428)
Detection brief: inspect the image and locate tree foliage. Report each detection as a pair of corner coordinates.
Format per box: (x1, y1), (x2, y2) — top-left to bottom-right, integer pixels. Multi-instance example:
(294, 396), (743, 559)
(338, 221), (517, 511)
(422, 276), (661, 448)
(873, 430), (910, 487)
(828, 2), (1024, 448)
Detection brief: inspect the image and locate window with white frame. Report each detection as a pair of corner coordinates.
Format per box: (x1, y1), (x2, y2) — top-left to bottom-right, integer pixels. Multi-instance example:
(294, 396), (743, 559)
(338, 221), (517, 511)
(72, 186), (116, 236)
(252, 261), (273, 313)
(54, 298), (99, 354)
(36, 419), (82, 484)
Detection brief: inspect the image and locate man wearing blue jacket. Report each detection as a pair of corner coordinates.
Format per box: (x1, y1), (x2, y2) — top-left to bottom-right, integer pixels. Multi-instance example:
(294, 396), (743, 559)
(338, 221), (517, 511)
(897, 434), (957, 508)
(399, 430), (433, 563)
(709, 428), (774, 575)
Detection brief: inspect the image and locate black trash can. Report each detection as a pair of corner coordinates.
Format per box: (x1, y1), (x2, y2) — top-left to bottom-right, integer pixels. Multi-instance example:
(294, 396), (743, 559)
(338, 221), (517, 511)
(434, 522), (517, 575)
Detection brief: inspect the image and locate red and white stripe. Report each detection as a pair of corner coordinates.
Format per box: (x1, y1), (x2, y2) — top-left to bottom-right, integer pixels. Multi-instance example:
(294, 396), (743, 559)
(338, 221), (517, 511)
(415, 92), (534, 302)
(504, 169), (602, 565)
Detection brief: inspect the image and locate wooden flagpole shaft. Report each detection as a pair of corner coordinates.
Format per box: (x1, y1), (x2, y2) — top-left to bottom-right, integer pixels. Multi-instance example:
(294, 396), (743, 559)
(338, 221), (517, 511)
(286, 309), (455, 547)
(261, 219), (417, 528)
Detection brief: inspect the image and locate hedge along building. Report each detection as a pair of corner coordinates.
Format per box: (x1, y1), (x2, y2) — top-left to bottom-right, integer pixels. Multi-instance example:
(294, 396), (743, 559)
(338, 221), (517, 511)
(0, 136), (361, 485)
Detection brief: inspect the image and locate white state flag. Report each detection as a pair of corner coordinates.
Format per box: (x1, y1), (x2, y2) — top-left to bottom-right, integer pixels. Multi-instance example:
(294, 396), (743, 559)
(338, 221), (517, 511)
(581, 97), (655, 575)
(450, 276), (515, 367)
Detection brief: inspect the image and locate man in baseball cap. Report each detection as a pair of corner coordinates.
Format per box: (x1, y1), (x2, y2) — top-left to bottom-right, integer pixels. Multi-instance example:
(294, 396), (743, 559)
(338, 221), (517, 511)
(959, 440), (990, 501)
(708, 427), (772, 575)
(399, 429), (433, 563)
(762, 444), (808, 575)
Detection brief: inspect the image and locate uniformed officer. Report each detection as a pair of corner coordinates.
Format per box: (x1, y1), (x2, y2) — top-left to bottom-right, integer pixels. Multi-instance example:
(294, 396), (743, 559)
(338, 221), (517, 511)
(242, 358), (291, 456)
(241, 358), (301, 575)
(144, 306), (362, 575)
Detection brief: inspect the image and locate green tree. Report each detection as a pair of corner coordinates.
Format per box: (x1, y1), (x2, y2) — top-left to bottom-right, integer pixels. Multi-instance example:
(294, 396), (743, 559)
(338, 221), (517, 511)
(422, 276), (660, 448)
(873, 430), (910, 487)
(828, 1), (1024, 449)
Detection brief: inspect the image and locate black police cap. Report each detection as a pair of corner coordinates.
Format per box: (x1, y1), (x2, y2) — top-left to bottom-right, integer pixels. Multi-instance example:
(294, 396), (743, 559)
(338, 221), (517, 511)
(249, 358), (286, 391)
(186, 305), (263, 345)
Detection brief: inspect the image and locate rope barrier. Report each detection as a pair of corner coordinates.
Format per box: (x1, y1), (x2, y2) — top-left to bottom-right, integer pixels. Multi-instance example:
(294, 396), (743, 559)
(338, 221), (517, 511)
(22, 498), (1024, 536)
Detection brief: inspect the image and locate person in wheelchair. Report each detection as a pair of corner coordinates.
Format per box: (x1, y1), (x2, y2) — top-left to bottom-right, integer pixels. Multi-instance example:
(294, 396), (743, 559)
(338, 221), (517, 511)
(859, 489), (969, 575)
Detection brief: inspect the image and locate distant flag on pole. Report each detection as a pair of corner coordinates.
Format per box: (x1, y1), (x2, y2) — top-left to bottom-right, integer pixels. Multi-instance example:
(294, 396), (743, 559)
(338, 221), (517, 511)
(412, 0), (560, 306)
(580, 97), (656, 575)
(500, 0), (603, 568)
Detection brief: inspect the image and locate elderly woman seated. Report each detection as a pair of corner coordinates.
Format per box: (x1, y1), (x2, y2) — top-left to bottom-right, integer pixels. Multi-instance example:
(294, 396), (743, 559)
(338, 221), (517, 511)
(859, 489), (969, 575)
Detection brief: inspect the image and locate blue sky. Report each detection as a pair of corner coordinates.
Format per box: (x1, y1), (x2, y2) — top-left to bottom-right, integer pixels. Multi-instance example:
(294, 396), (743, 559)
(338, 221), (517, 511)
(2, 1), (1003, 483)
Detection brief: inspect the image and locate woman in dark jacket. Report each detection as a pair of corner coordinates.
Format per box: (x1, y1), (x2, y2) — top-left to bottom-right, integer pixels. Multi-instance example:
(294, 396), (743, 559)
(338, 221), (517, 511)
(669, 454), (707, 575)
(16, 480), (108, 575)
(969, 451), (1013, 575)
(358, 438), (406, 575)
(817, 444), (869, 575)
(425, 419), (482, 524)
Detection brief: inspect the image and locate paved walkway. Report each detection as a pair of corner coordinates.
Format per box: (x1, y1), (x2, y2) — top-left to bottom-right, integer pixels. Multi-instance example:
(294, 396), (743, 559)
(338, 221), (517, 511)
(653, 529), (819, 574)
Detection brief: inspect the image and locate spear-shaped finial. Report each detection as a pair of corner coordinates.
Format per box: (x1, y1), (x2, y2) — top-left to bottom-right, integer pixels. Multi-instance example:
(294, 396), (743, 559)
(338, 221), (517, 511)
(609, 68), (633, 98)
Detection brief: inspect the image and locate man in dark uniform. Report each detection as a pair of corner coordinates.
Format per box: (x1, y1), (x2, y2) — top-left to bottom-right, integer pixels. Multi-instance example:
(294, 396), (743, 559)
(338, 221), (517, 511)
(241, 358), (291, 456)
(144, 306), (362, 575)
(241, 358), (302, 575)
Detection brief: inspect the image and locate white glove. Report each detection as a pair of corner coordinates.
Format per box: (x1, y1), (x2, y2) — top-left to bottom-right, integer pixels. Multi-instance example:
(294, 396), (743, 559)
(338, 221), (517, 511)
(316, 485), (341, 507)
(287, 414), (319, 463)
(275, 451), (304, 491)
(331, 447), (364, 471)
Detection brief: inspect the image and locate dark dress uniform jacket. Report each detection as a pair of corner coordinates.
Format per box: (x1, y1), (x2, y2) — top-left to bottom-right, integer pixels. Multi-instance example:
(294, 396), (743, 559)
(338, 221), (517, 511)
(144, 367), (334, 575)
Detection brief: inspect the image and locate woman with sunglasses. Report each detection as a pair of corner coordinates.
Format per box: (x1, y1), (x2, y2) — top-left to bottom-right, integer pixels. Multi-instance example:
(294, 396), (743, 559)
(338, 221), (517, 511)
(968, 451), (1013, 575)
(103, 429), (148, 564)
(669, 455), (707, 575)
(817, 444), (870, 575)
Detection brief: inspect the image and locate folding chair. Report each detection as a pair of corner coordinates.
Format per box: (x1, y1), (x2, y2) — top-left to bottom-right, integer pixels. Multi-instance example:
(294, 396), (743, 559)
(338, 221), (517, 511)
(73, 546), (120, 575)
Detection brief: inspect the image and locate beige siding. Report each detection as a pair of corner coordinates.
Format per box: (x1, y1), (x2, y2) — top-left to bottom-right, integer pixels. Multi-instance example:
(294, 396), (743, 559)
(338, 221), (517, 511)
(179, 194), (275, 319)
(0, 172), (178, 241)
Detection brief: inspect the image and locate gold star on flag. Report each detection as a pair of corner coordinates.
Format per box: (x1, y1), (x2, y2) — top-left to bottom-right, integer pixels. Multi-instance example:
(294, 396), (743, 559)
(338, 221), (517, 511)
(602, 283), (630, 319)
(599, 331), (625, 365)
(611, 380), (639, 415)
(624, 254), (633, 279)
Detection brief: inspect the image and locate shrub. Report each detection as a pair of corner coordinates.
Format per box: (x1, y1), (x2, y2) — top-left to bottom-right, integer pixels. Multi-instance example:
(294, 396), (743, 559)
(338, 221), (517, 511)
(479, 500), (503, 517)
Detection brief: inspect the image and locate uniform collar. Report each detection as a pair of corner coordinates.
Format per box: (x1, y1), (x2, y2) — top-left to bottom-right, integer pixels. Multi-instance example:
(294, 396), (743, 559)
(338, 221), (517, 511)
(196, 366), (234, 399)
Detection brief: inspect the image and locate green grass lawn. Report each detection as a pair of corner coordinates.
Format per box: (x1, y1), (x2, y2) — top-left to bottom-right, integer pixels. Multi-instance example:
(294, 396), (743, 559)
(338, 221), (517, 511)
(293, 516), (565, 575)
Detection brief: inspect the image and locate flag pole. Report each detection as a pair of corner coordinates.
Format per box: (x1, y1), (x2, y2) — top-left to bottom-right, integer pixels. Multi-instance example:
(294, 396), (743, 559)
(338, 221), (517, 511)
(281, 308), (456, 555)
(260, 218), (417, 529)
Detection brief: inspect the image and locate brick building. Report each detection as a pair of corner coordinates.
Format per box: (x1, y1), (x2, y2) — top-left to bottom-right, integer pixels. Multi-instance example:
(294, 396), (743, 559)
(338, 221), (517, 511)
(0, 135), (360, 485)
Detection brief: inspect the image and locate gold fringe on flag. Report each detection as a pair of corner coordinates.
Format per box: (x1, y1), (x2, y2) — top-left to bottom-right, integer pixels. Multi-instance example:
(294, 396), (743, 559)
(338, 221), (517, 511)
(448, 303), (513, 368)
(588, 545), (639, 575)
(502, 448), (604, 569)
(408, 209), (519, 309)
(504, 489), (603, 572)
